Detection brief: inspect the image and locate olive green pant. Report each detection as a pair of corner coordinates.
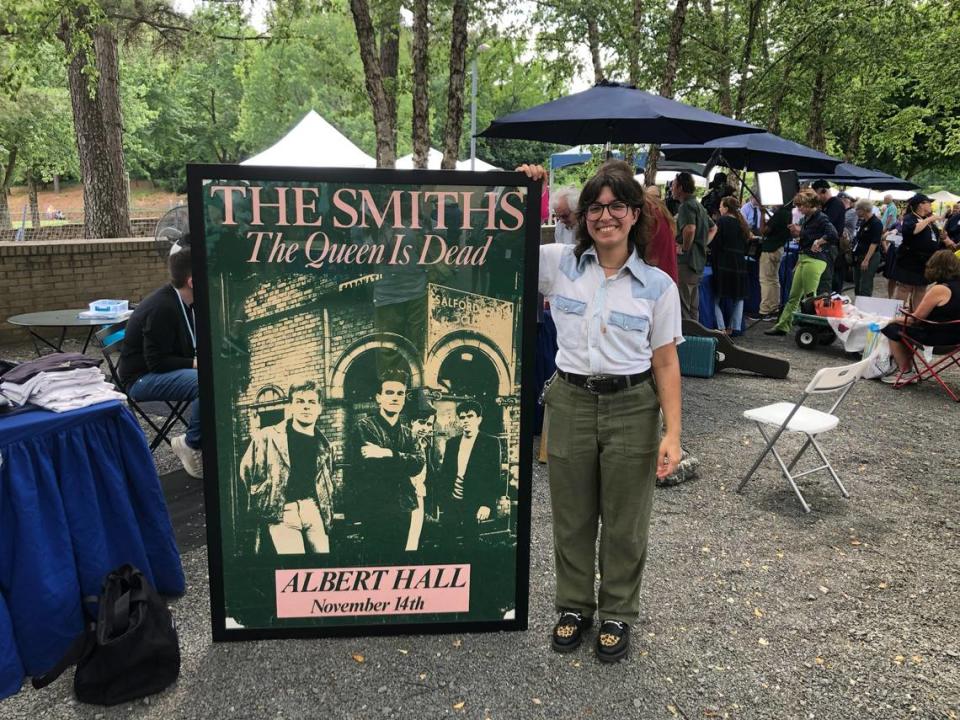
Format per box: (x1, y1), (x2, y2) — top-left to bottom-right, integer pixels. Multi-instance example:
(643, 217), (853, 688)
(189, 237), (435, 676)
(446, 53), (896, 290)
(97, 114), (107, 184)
(543, 375), (660, 624)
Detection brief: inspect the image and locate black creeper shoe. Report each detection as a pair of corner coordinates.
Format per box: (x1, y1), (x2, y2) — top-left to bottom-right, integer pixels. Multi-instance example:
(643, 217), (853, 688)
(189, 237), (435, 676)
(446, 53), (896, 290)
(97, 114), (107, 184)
(596, 620), (630, 663)
(551, 611), (593, 653)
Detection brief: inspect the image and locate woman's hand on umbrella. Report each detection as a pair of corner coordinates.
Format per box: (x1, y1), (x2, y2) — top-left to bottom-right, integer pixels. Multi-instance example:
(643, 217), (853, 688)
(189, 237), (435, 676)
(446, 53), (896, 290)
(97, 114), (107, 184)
(516, 164), (548, 182)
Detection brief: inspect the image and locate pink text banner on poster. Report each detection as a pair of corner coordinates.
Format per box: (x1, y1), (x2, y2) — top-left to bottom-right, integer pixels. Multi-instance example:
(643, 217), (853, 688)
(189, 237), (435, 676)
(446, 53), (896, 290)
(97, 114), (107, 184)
(275, 564), (471, 618)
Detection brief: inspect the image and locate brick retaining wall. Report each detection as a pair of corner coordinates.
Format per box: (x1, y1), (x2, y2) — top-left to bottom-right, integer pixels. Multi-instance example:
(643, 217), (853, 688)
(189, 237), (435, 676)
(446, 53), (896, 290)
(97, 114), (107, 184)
(0, 238), (168, 346)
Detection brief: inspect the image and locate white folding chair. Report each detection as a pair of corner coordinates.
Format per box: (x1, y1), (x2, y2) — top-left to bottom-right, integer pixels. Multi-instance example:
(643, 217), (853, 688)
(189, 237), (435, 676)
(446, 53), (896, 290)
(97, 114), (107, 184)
(737, 357), (871, 513)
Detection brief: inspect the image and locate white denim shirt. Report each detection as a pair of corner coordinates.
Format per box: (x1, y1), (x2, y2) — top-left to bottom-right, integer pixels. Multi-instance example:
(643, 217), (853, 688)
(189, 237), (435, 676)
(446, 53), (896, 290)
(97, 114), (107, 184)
(539, 244), (683, 375)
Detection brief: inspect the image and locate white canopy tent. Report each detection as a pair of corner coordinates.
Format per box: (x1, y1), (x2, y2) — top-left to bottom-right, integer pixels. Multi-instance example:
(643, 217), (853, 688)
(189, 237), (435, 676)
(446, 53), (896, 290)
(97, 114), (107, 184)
(395, 147), (500, 171)
(635, 170), (709, 188)
(842, 187), (914, 202)
(242, 110), (376, 168)
(930, 190), (960, 203)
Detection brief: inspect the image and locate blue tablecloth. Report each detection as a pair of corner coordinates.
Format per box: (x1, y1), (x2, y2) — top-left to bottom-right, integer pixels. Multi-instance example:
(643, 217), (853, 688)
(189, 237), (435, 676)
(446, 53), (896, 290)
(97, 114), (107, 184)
(0, 401), (184, 698)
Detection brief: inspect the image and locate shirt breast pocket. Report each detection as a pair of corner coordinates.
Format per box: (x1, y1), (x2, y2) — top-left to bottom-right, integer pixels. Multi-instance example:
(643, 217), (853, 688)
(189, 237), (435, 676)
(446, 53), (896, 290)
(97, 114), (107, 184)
(552, 295), (587, 349)
(606, 310), (650, 358)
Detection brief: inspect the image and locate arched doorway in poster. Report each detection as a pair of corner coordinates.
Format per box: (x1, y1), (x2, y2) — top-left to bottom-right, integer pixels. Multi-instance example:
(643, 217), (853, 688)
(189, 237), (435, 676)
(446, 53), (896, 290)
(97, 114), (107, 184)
(425, 331), (512, 438)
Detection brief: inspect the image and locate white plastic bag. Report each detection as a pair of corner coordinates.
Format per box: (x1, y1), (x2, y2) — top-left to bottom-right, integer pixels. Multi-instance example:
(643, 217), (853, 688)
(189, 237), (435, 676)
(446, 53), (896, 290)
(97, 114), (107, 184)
(861, 322), (894, 379)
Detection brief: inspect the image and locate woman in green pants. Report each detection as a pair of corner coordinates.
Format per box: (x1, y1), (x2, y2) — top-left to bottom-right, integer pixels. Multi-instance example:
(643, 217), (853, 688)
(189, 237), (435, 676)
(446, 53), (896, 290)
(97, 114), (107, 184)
(765, 189), (838, 336)
(519, 160), (683, 663)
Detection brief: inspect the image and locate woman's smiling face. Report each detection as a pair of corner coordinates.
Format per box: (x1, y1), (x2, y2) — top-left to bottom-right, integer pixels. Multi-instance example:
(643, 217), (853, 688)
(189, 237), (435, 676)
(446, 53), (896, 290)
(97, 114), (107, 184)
(585, 186), (638, 252)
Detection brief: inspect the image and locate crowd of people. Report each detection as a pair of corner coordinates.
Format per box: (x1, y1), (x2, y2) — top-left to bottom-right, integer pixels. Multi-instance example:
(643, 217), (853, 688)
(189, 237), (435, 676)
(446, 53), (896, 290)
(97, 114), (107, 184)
(551, 172), (960, 342)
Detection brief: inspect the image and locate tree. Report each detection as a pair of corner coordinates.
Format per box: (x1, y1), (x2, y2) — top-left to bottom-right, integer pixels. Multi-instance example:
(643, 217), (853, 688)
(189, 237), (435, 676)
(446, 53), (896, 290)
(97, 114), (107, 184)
(0, 43), (76, 228)
(56, 0), (132, 237)
(349, 0), (399, 166)
(643, 0), (690, 186)
(18, 88), (78, 227)
(440, 0), (469, 169)
(411, 0), (430, 168)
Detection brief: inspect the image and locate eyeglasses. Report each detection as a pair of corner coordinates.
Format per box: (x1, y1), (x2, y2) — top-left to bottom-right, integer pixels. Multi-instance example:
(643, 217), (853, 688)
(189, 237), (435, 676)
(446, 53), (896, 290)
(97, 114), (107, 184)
(585, 201), (632, 220)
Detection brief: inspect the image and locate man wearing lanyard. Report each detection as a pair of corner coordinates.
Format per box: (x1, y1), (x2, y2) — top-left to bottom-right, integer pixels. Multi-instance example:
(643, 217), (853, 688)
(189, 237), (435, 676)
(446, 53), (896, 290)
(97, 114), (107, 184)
(119, 239), (203, 478)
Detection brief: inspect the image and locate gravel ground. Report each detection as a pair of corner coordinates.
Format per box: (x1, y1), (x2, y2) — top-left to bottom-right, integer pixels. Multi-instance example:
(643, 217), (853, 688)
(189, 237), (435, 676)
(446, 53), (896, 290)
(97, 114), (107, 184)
(2, 320), (959, 720)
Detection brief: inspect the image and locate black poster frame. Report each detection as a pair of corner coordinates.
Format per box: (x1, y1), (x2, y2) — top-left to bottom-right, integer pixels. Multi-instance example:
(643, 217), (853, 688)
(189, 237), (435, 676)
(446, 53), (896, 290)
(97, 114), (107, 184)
(186, 164), (541, 641)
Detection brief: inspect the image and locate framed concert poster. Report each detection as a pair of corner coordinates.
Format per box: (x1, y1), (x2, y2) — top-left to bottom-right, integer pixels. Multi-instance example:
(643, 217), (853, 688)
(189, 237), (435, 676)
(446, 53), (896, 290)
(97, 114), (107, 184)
(186, 164), (540, 640)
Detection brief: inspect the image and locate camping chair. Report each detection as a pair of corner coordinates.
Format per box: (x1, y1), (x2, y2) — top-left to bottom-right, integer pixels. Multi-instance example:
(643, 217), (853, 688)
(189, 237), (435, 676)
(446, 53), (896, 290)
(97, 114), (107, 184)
(95, 322), (189, 450)
(887, 312), (960, 402)
(737, 357), (871, 513)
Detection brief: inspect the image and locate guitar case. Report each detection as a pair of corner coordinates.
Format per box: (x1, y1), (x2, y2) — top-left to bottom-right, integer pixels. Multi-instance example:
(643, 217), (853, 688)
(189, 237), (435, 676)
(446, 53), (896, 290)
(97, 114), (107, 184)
(682, 319), (790, 379)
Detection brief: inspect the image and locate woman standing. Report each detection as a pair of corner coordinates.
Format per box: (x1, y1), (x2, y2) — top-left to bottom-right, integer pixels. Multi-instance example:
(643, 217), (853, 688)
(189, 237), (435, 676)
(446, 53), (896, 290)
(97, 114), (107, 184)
(711, 196), (750, 334)
(851, 199), (883, 296)
(765, 189), (838, 336)
(894, 194), (944, 309)
(518, 159), (682, 663)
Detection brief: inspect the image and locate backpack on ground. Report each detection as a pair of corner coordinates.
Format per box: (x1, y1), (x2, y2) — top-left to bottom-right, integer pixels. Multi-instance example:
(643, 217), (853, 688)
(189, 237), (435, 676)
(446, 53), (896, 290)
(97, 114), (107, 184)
(31, 564), (180, 706)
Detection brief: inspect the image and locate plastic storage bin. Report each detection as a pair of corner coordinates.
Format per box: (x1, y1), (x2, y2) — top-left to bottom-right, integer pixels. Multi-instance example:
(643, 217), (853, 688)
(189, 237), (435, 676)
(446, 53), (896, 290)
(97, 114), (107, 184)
(88, 299), (129, 315)
(677, 336), (717, 378)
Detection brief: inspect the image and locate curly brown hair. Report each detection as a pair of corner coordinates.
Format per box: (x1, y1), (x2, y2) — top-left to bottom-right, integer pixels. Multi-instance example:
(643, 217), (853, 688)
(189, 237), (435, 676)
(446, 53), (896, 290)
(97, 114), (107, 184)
(574, 159), (654, 260)
(793, 188), (820, 210)
(924, 249), (960, 283)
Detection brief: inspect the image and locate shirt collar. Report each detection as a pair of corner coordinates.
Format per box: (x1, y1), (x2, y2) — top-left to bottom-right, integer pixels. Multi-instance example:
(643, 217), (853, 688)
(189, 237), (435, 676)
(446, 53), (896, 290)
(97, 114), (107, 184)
(577, 246), (649, 284)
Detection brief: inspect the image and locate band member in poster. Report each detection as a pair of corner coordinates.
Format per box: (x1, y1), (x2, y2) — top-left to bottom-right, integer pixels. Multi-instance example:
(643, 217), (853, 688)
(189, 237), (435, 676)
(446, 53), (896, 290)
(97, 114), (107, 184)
(406, 400), (443, 551)
(347, 369), (425, 551)
(438, 400), (503, 547)
(240, 380), (335, 555)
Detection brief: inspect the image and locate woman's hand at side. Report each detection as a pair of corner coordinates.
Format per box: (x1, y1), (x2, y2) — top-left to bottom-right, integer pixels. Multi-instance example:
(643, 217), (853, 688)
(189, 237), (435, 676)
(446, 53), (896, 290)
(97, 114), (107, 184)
(651, 341), (682, 479)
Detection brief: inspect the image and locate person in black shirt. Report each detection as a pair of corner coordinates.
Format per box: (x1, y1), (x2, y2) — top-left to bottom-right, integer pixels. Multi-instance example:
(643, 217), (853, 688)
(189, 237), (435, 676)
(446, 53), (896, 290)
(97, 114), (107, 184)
(758, 203), (792, 319)
(944, 203), (960, 248)
(894, 193), (945, 309)
(345, 369), (425, 552)
(812, 180), (846, 294)
(701, 172), (736, 220)
(240, 380), (335, 555)
(882, 250), (960, 383)
(851, 199), (884, 296)
(118, 241), (202, 478)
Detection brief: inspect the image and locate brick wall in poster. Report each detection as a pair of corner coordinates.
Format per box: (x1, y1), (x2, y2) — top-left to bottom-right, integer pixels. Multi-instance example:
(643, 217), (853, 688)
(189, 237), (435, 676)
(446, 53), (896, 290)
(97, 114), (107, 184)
(0, 238), (168, 346)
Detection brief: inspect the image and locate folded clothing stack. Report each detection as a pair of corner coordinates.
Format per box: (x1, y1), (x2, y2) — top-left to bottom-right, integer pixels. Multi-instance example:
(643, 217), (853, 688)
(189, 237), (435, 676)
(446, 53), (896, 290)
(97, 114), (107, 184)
(0, 352), (125, 413)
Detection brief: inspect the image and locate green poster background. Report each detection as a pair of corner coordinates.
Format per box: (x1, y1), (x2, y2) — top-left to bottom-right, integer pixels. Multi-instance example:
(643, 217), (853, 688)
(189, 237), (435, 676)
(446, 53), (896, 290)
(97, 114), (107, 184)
(187, 165), (539, 639)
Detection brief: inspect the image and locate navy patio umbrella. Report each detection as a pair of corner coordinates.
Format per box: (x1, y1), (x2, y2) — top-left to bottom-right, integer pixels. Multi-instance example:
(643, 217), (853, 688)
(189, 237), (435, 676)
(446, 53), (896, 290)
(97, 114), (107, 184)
(660, 132), (842, 174)
(478, 81), (764, 145)
(799, 163), (919, 191)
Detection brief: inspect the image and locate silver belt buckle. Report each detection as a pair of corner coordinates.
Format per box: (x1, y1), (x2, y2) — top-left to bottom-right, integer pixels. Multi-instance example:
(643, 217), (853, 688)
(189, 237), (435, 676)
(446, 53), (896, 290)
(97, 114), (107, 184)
(585, 374), (613, 394)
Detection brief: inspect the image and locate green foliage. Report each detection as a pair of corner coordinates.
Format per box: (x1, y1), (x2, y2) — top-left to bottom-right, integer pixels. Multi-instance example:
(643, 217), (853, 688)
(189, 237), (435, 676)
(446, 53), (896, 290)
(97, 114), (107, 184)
(4, 0), (959, 200)
(235, 4), (381, 157)
(121, 4), (250, 190)
(0, 41), (77, 187)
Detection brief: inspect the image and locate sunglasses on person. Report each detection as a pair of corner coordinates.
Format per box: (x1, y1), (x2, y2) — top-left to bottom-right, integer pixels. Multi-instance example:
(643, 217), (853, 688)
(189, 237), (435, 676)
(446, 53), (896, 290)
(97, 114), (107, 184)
(585, 201), (633, 220)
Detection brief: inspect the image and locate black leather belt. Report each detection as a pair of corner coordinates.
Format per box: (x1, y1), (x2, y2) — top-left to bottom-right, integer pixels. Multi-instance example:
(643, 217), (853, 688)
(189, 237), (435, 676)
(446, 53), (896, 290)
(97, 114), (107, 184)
(558, 369), (652, 394)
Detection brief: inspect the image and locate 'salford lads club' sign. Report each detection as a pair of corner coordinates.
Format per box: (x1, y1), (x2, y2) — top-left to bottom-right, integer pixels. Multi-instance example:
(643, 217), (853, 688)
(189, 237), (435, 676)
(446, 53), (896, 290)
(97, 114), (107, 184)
(187, 165), (539, 639)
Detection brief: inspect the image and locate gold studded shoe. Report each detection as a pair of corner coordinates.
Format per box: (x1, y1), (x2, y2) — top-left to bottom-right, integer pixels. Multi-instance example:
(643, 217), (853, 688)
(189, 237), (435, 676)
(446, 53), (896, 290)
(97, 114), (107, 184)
(551, 611), (593, 653)
(596, 620), (630, 663)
